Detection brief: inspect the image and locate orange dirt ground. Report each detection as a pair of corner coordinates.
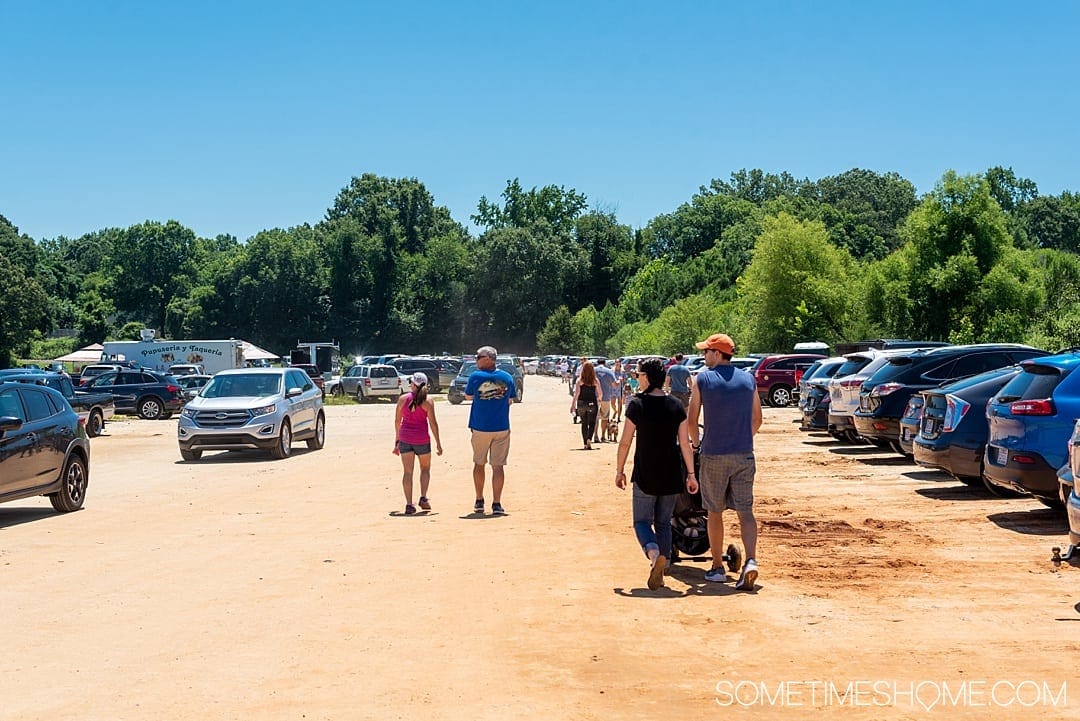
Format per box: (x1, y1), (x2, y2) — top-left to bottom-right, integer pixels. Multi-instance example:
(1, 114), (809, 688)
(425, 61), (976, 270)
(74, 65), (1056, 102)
(2, 375), (1077, 720)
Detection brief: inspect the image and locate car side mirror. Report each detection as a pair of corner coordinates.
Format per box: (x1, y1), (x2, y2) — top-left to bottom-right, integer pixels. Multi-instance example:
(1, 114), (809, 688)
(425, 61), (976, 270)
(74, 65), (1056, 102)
(0, 416), (23, 436)
(286, 387), (303, 398)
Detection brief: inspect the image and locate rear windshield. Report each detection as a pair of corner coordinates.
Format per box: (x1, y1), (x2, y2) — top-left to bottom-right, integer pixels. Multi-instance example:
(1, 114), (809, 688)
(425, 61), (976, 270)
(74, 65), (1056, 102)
(995, 365), (1064, 403)
(370, 367), (397, 378)
(937, 366), (1018, 395)
(833, 356), (873, 378)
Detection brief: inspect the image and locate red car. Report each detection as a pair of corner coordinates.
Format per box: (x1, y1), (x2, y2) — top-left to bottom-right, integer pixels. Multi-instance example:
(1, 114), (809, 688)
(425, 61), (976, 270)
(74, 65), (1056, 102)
(290, 364), (326, 395)
(749, 354), (827, 407)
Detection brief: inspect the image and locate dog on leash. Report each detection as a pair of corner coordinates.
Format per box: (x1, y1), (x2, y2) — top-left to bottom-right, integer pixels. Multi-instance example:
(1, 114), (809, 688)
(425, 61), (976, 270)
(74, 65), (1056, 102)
(603, 415), (620, 442)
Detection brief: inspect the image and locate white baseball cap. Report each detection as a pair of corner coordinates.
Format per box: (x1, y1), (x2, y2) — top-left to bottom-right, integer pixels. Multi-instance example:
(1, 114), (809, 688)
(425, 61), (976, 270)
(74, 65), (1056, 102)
(409, 372), (428, 386)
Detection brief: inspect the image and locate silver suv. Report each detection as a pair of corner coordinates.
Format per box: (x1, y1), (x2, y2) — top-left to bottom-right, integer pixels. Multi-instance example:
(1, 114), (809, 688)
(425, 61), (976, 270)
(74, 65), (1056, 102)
(329, 364), (401, 401)
(177, 368), (325, 461)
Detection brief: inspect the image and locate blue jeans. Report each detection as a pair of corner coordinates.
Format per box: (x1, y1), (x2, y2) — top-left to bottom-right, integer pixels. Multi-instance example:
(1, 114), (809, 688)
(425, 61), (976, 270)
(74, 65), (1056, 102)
(632, 484), (678, 560)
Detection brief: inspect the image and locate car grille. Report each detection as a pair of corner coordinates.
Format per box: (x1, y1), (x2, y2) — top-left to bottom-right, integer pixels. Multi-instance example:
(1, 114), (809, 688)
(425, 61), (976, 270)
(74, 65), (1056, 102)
(190, 434), (259, 447)
(193, 409), (252, 427)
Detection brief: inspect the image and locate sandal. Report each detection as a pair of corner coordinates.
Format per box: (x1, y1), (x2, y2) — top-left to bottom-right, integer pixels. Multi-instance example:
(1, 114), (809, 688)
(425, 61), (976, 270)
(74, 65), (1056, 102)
(404, 504), (417, 515)
(418, 496), (431, 510)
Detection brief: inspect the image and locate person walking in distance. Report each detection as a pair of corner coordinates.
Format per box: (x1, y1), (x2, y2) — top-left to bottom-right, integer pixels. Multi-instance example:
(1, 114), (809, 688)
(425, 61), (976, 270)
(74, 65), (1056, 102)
(687, 333), (763, 590)
(393, 372), (443, 514)
(594, 359), (618, 442)
(615, 358), (698, 590)
(465, 346), (516, 515)
(570, 361), (601, 450)
(664, 353), (693, 408)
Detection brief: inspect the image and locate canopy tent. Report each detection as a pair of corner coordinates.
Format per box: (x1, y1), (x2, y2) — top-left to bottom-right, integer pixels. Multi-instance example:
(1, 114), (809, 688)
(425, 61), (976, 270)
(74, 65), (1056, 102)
(53, 343), (103, 364)
(241, 341), (279, 362)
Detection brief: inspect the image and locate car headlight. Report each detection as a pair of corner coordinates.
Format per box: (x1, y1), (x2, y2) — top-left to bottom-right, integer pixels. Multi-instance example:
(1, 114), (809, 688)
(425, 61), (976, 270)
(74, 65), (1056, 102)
(181, 407), (197, 418)
(251, 404), (277, 416)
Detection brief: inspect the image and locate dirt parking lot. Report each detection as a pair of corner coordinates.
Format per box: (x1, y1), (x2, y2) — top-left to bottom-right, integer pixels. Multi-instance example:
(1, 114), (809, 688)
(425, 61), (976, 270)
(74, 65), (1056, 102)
(2, 375), (1077, 720)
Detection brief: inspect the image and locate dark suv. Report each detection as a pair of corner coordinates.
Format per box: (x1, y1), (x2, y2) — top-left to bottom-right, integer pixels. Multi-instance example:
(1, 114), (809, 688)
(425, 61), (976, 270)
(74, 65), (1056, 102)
(750, 354), (826, 407)
(86, 368), (186, 420)
(854, 344), (1048, 453)
(0, 380), (90, 512)
(388, 358), (442, 393)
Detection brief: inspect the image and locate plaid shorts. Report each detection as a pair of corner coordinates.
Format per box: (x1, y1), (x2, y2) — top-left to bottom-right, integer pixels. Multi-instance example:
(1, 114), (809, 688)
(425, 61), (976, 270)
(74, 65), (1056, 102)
(698, 452), (756, 512)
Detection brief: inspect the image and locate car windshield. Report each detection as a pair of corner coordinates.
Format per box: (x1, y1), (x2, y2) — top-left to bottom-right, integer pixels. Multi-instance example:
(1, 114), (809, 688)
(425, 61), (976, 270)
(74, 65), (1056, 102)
(202, 374), (282, 398)
(458, 361), (478, 376)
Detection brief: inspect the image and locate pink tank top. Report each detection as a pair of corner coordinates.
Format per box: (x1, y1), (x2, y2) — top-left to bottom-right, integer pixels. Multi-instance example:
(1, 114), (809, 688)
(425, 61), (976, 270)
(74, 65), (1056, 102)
(398, 393), (430, 444)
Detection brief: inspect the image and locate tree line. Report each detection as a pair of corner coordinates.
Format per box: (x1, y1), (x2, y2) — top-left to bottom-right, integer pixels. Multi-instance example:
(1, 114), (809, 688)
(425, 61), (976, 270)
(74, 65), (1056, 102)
(3, 167), (1080, 368)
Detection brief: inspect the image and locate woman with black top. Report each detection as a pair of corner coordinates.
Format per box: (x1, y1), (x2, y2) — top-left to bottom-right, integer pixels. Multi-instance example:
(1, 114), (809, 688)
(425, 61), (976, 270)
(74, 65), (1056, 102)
(614, 358), (698, 590)
(570, 361), (601, 450)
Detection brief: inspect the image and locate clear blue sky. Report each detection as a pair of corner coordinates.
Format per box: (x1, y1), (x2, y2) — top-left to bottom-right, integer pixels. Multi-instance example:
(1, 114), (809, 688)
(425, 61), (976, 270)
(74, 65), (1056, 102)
(2, 1), (1077, 242)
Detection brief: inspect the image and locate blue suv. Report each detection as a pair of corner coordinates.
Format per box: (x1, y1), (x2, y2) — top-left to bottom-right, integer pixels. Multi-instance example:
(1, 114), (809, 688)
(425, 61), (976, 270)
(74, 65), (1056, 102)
(984, 352), (1080, 507)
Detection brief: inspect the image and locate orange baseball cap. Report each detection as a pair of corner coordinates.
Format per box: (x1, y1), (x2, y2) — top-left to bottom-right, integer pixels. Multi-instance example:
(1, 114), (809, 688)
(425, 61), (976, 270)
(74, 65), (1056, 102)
(695, 333), (736, 354)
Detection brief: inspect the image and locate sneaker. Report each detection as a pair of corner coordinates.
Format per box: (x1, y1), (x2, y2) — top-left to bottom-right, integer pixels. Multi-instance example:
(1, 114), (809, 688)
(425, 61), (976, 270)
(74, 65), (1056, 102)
(648, 554), (666, 590)
(735, 559), (758, 591)
(473, 498), (485, 514)
(704, 566), (728, 583)
(419, 496), (431, 510)
(491, 502), (507, 516)
(404, 504), (417, 515)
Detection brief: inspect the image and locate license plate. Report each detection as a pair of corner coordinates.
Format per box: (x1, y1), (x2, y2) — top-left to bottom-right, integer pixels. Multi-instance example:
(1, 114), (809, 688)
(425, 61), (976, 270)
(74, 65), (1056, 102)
(901, 427), (911, 441)
(994, 446), (1009, 465)
(921, 418), (934, 436)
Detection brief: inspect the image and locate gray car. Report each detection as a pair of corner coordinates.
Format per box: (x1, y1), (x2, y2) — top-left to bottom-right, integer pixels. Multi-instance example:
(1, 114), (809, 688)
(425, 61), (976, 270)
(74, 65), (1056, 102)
(330, 364), (401, 401)
(177, 368), (325, 461)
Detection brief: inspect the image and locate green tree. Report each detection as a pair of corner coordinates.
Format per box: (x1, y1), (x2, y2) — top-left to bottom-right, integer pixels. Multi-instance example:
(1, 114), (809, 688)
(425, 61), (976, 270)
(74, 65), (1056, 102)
(536, 305), (579, 354)
(472, 178), (587, 233)
(737, 213), (856, 351)
(0, 254), (50, 367)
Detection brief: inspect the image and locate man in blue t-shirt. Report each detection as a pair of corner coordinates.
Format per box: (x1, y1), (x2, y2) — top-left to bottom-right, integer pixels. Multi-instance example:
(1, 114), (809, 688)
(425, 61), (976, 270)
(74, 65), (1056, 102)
(594, 360), (619, 442)
(465, 345), (517, 516)
(687, 333), (763, 591)
(664, 354), (692, 408)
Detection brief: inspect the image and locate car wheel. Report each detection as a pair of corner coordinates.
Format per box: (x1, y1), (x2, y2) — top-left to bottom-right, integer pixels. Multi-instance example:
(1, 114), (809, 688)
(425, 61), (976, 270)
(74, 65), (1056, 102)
(448, 394), (462, 405)
(270, 419), (292, 459)
(49, 453), (88, 512)
(86, 409), (104, 438)
(955, 475), (983, 487)
(332, 384), (344, 398)
(180, 449), (202, 461)
(769, 385), (792, 407)
(306, 412), (326, 450)
(138, 396), (164, 420)
(356, 388), (367, 403)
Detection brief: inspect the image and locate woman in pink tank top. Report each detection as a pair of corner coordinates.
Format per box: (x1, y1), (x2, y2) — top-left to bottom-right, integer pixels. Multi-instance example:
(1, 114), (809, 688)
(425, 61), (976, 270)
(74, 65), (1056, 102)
(394, 372), (443, 514)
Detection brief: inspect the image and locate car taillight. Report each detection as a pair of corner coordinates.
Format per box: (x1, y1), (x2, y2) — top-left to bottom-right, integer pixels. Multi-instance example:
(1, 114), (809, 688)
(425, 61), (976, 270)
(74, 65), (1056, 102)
(840, 379), (862, 388)
(364, 379), (371, 387)
(1009, 398), (1055, 416)
(871, 382), (903, 396)
(795, 370), (804, 385)
(166, 385), (179, 393)
(942, 395), (971, 432)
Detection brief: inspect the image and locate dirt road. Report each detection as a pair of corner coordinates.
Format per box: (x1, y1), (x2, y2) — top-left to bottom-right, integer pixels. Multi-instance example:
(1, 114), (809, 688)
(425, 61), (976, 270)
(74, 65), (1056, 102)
(2, 376), (1076, 720)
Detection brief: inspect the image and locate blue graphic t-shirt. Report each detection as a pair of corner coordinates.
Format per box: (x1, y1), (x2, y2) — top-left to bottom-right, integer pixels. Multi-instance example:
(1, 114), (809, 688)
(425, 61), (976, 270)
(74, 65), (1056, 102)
(465, 368), (516, 432)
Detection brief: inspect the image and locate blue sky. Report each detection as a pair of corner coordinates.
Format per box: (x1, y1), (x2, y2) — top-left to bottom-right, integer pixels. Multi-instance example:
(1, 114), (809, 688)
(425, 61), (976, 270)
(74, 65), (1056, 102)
(2, 1), (1076, 242)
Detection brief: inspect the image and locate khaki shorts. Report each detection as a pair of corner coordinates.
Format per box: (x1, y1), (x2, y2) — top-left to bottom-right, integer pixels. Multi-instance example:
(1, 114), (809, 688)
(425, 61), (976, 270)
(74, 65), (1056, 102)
(599, 401), (612, 421)
(471, 429), (511, 466)
(698, 452), (756, 512)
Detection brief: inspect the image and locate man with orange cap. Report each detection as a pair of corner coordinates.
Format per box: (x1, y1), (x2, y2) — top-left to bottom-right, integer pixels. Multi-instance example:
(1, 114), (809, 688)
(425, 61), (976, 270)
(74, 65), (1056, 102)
(687, 333), (763, 590)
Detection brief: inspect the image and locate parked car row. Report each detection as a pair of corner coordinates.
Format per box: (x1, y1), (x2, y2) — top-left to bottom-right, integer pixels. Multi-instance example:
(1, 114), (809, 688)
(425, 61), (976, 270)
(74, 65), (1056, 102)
(794, 344), (1080, 555)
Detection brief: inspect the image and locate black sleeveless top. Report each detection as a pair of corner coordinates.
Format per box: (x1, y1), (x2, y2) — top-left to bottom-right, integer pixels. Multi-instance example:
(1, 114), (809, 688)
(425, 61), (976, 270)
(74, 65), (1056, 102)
(578, 384), (598, 405)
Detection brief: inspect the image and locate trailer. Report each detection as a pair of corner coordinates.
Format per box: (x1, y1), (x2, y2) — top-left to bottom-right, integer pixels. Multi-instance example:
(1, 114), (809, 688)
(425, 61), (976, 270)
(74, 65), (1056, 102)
(101, 338), (245, 376)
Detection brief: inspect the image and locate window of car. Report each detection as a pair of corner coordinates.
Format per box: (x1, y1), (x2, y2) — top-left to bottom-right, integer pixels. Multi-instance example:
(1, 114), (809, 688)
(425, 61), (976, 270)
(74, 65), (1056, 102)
(766, 358), (799, 371)
(116, 372), (143, 384)
(996, 364), (1065, 402)
(0, 388), (25, 419)
(371, 367), (397, 378)
(22, 387), (57, 421)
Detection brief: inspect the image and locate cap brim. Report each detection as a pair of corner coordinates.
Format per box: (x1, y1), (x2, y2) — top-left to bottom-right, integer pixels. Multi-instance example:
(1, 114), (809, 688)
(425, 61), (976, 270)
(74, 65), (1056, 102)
(695, 341), (709, 349)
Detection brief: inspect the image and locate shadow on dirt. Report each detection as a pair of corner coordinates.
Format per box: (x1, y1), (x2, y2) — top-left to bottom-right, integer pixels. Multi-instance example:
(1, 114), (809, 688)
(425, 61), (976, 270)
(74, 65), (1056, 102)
(987, 508), (1067, 536)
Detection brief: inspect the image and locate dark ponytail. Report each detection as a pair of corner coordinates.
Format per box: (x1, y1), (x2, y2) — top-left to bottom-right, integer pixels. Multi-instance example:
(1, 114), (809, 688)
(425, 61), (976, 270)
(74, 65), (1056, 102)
(409, 385), (428, 410)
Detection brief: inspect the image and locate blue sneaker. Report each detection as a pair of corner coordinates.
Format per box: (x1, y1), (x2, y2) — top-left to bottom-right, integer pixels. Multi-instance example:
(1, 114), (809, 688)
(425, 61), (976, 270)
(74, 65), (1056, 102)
(473, 498), (485, 514)
(491, 502), (507, 516)
(704, 567), (728, 583)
